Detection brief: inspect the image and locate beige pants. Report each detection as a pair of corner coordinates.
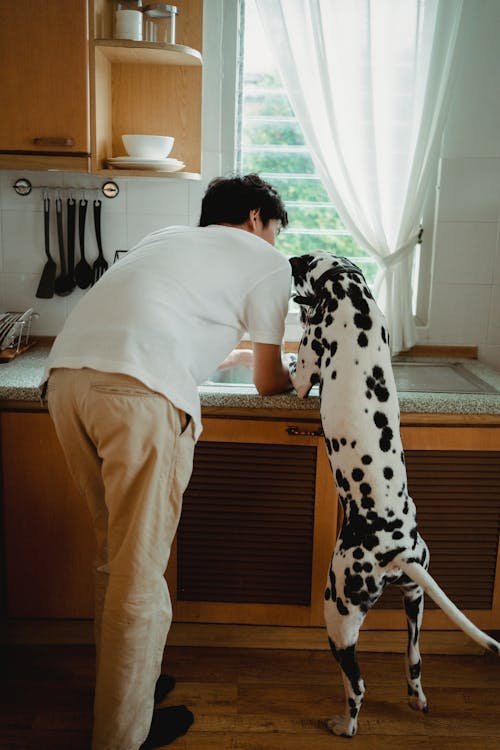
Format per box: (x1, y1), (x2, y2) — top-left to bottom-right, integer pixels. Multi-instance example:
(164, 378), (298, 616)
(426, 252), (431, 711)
(47, 368), (195, 750)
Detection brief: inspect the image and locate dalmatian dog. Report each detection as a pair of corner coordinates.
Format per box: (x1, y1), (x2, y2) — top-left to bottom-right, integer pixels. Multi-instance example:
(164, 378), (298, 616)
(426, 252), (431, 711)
(289, 250), (499, 739)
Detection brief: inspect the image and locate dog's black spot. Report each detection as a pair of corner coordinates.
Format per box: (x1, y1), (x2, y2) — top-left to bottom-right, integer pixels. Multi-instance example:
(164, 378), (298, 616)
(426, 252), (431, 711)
(328, 641), (363, 697)
(361, 454), (372, 465)
(352, 468), (364, 482)
(358, 332), (368, 347)
(410, 660), (422, 680)
(383, 467), (393, 480)
(348, 698), (358, 719)
(336, 598), (349, 616)
(345, 567), (363, 595)
(404, 595), (423, 645)
(375, 547), (405, 567)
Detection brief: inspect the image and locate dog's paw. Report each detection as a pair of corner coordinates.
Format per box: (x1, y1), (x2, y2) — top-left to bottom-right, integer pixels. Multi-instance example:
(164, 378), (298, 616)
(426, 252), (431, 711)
(408, 695), (429, 712)
(327, 715), (357, 738)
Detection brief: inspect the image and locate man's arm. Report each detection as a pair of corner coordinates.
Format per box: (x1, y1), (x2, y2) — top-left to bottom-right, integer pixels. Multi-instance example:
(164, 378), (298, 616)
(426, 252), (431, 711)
(252, 342), (292, 395)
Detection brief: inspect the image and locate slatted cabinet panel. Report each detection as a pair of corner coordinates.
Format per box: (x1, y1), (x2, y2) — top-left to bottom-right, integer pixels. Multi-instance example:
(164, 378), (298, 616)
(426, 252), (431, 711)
(172, 417), (338, 626)
(177, 441), (317, 605)
(379, 451), (500, 610)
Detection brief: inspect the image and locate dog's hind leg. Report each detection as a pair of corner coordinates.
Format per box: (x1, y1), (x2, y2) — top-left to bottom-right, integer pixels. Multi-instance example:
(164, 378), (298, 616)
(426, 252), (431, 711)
(401, 581), (428, 713)
(324, 595), (366, 738)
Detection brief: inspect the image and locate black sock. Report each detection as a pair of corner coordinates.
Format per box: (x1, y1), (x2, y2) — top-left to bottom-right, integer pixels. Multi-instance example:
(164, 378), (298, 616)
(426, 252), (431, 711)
(154, 674), (176, 704)
(139, 706), (194, 749)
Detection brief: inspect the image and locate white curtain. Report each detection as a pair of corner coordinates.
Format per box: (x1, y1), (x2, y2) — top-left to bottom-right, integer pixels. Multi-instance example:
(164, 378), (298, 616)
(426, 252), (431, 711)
(255, 0), (464, 354)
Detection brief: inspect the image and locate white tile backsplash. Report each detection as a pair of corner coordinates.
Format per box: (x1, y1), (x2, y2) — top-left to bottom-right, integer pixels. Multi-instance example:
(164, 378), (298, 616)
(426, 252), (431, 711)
(487, 285), (500, 346)
(494, 226), (500, 285)
(432, 221), (497, 284)
(2, 210), (47, 274)
(125, 179), (190, 216)
(437, 158), (500, 223)
(0, 273), (68, 335)
(428, 283), (492, 345)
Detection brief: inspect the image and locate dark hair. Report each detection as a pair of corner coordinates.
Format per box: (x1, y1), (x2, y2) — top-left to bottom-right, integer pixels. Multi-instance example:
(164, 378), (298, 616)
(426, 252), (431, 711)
(198, 173), (288, 229)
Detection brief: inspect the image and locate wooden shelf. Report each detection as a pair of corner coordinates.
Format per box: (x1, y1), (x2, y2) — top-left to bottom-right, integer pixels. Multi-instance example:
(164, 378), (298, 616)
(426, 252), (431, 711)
(94, 39), (202, 66)
(97, 167), (201, 180)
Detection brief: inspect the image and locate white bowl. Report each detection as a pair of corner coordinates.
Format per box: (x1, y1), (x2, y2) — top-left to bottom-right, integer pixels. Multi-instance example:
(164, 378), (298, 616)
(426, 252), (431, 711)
(122, 134), (174, 159)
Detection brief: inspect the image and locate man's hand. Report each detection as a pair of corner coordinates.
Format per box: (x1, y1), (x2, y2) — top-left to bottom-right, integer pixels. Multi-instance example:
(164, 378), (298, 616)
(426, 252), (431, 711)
(216, 348), (254, 371)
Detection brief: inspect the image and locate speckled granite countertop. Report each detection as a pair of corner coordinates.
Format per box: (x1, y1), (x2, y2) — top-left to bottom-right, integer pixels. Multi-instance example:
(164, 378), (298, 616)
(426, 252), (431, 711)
(1, 343), (500, 416)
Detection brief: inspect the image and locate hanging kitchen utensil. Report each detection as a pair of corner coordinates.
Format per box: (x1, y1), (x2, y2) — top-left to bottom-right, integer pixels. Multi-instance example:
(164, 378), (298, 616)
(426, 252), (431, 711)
(35, 195), (56, 299)
(92, 199), (109, 284)
(66, 197), (77, 294)
(74, 198), (93, 289)
(54, 196), (73, 296)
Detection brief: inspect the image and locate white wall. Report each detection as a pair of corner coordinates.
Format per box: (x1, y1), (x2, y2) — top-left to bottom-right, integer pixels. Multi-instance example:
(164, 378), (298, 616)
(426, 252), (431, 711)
(0, 0), (499, 369)
(420, 0), (500, 368)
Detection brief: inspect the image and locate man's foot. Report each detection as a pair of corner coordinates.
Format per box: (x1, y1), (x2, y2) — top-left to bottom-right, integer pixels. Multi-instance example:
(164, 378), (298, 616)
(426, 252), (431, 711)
(154, 674), (176, 704)
(139, 706), (194, 749)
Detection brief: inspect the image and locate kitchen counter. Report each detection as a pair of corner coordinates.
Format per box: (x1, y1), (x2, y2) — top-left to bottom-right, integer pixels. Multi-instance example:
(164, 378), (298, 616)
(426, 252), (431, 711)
(1, 343), (500, 417)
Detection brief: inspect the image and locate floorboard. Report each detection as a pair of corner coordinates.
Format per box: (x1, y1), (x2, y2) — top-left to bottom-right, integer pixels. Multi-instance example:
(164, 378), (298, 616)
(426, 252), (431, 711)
(0, 645), (499, 749)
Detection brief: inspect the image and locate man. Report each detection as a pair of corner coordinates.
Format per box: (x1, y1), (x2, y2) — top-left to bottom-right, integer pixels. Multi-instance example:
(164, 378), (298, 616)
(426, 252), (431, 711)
(44, 174), (292, 750)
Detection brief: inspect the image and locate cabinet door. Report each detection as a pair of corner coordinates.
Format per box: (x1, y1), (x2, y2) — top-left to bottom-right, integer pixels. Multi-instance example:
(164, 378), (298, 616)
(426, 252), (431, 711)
(172, 418), (339, 627)
(0, 1), (90, 156)
(1, 412), (95, 618)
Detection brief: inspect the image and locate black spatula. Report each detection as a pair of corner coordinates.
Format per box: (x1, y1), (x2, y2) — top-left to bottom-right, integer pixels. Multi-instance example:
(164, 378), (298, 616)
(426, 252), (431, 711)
(35, 196), (56, 299)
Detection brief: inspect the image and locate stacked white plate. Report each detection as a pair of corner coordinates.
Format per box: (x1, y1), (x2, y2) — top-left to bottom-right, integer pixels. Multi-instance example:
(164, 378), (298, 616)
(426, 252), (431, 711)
(106, 156), (186, 172)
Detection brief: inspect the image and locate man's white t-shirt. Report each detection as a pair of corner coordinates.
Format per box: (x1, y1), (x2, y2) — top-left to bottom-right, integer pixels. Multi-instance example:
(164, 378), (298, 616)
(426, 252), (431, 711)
(44, 224), (291, 439)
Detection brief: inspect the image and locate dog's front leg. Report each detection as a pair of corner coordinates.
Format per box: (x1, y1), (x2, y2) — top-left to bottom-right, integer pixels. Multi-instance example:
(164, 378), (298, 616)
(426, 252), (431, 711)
(290, 325), (321, 399)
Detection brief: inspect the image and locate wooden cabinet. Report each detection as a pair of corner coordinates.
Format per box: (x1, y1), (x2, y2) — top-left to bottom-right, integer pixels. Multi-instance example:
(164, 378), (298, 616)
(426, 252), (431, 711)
(1, 410), (499, 638)
(0, 1), (91, 173)
(1, 411), (95, 618)
(0, 0), (203, 177)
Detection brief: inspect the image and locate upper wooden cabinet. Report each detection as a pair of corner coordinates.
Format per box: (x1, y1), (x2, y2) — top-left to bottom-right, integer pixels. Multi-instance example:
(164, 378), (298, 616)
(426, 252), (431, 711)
(0, 0), (91, 172)
(0, 0), (203, 177)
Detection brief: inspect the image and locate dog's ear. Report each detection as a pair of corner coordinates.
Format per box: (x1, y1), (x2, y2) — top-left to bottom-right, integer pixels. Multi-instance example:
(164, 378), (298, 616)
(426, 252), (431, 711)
(289, 254), (312, 285)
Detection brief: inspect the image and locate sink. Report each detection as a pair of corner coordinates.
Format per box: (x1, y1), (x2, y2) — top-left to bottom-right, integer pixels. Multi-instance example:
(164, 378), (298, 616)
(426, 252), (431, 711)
(204, 361), (498, 394)
(391, 361), (498, 394)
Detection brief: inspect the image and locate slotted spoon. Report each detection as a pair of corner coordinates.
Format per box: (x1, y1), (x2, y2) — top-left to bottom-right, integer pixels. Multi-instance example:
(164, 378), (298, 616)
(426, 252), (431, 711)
(92, 199), (109, 284)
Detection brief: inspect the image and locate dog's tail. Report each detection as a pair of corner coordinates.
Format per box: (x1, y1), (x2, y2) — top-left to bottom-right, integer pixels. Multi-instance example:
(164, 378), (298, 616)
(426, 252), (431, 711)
(393, 559), (500, 655)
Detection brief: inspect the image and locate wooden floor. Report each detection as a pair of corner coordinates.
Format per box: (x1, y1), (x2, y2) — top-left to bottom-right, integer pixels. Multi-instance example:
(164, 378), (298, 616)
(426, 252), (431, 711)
(0, 644), (499, 749)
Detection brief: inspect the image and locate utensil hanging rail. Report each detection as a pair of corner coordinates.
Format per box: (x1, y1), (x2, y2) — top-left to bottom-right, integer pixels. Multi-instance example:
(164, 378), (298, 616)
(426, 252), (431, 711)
(12, 178), (120, 199)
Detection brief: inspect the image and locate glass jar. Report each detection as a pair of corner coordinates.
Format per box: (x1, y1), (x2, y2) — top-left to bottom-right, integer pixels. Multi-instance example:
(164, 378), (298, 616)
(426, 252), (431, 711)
(143, 4), (178, 45)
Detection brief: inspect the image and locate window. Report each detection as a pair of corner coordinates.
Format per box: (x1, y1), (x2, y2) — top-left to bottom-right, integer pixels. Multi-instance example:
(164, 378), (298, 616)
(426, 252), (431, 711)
(236, 0), (378, 286)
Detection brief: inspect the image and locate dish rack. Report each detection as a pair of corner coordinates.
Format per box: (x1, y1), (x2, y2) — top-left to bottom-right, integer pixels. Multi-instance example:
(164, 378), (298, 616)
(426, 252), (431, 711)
(0, 309), (39, 362)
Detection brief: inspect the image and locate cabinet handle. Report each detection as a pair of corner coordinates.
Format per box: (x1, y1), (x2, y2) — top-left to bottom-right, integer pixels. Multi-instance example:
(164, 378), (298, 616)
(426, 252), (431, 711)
(33, 137), (75, 147)
(286, 425), (323, 437)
